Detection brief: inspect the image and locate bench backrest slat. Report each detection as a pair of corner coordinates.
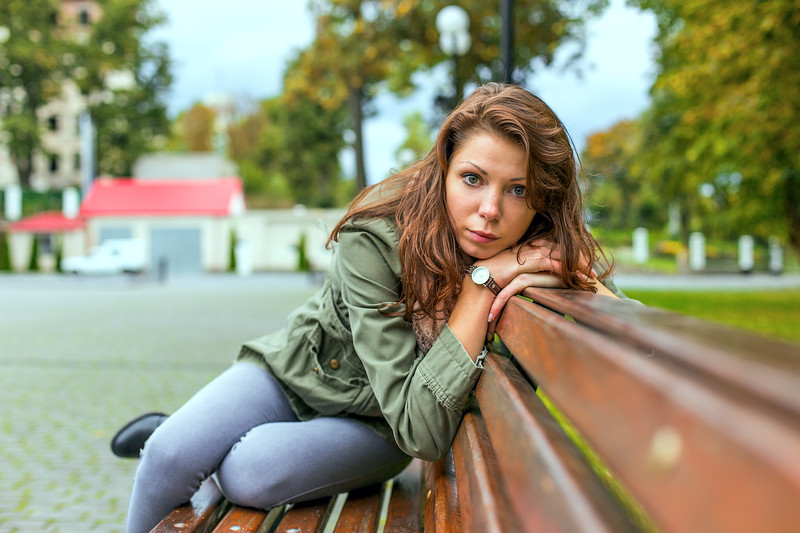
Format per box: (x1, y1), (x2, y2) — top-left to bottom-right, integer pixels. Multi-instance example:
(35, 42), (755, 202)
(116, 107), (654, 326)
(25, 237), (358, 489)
(497, 294), (800, 533)
(523, 287), (800, 420)
(477, 353), (637, 533)
(452, 411), (523, 532)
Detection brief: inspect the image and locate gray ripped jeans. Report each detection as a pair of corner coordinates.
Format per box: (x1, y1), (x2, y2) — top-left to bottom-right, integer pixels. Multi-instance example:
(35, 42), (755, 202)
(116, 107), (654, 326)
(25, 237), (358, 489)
(125, 363), (411, 533)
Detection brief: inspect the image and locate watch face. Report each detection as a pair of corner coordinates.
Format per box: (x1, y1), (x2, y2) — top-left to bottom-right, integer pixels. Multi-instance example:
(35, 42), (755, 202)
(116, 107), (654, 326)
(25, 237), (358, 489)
(471, 266), (490, 284)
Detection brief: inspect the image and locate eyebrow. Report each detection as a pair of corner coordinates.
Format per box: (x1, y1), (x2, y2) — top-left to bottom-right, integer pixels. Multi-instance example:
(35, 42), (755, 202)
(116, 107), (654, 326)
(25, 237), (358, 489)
(463, 161), (526, 182)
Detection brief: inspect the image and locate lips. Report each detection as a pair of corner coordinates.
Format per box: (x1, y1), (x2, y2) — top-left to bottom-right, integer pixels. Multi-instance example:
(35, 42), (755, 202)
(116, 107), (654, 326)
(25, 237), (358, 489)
(467, 229), (499, 244)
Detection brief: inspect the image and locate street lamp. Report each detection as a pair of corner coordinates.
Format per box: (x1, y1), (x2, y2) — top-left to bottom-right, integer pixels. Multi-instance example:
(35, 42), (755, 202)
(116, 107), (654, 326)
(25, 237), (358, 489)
(436, 5), (471, 108)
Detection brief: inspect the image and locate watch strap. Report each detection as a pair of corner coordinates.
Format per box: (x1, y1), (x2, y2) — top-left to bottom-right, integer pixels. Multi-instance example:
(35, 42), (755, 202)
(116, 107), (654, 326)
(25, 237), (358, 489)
(466, 265), (501, 295)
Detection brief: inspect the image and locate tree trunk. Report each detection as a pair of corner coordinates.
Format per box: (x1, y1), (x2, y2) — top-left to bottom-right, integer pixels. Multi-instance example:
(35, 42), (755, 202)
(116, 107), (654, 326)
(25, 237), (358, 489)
(348, 86), (367, 191)
(14, 153), (33, 189)
(782, 165), (800, 259)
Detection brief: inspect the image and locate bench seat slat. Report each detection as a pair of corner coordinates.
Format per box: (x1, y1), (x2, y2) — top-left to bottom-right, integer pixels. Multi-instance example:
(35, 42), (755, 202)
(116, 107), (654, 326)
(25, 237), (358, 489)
(211, 506), (281, 533)
(452, 411), (522, 532)
(498, 295), (800, 533)
(423, 455), (461, 533)
(273, 498), (335, 533)
(383, 460), (422, 533)
(151, 478), (228, 533)
(477, 353), (637, 533)
(331, 485), (383, 533)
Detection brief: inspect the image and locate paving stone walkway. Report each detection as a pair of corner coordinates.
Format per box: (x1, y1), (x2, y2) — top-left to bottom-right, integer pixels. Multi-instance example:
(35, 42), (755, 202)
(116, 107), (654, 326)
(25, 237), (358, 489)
(0, 274), (317, 532)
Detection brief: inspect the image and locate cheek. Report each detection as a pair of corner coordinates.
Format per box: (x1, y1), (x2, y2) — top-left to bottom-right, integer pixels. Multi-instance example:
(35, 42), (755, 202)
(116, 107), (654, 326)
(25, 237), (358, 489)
(508, 208), (536, 241)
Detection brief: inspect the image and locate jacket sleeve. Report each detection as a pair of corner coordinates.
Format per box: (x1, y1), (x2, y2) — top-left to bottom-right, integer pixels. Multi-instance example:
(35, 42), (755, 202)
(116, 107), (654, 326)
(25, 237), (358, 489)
(335, 219), (482, 461)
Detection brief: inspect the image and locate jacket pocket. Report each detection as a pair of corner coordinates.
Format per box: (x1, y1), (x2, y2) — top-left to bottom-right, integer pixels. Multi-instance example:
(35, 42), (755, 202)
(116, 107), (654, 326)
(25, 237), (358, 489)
(305, 323), (371, 415)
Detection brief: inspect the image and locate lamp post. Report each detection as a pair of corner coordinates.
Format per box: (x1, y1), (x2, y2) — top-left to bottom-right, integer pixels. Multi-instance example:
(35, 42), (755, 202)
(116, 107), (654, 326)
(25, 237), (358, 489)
(436, 5), (471, 109)
(501, 0), (514, 83)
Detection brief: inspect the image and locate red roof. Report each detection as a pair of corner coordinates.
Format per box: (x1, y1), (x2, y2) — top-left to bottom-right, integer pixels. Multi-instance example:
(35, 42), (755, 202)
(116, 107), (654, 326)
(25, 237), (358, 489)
(8, 211), (85, 233)
(80, 178), (244, 217)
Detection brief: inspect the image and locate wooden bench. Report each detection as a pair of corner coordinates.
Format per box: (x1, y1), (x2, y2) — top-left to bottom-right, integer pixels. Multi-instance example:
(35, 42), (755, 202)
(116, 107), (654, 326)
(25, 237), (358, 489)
(151, 459), (422, 533)
(153, 288), (800, 532)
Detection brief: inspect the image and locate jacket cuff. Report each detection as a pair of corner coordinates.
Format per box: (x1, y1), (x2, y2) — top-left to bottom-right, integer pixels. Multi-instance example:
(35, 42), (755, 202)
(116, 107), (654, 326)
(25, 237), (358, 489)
(418, 324), (482, 411)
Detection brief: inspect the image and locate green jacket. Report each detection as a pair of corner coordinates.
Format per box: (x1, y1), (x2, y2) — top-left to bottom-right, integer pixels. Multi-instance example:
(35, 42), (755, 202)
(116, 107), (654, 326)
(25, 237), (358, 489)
(238, 216), (627, 461)
(238, 217), (481, 461)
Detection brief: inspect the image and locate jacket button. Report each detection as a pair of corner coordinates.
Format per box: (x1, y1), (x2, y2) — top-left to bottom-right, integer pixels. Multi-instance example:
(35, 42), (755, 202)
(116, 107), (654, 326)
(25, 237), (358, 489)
(329, 359), (340, 370)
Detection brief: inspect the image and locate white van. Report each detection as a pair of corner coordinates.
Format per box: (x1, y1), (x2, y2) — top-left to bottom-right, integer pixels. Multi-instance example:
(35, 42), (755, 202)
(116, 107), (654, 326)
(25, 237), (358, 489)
(61, 239), (147, 275)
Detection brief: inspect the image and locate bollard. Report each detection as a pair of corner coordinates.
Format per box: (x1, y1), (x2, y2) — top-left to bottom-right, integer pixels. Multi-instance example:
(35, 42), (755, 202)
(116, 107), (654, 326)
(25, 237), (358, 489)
(768, 236), (783, 275)
(63, 187), (80, 219)
(4, 184), (21, 221)
(689, 232), (706, 271)
(633, 227), (649, 264)
(158, 257), (168, 283)
(738, 235), (754, 274)
(234, 240), (253, 277)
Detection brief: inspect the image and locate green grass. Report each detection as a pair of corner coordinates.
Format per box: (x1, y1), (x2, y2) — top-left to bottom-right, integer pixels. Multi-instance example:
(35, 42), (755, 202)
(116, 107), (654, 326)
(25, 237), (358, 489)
(625, 289), (800, 345)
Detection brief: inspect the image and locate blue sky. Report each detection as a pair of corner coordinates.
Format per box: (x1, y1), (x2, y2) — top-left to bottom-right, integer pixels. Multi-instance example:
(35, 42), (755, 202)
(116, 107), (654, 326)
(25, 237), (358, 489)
(151, 0), (657, 184)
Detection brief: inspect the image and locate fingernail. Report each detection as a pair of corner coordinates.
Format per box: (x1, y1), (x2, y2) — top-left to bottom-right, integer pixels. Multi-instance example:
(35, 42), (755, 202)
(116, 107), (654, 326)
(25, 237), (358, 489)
(591, 269), (598, 277)
(488, 313), (494, 322)
(578, 272), (590, 281)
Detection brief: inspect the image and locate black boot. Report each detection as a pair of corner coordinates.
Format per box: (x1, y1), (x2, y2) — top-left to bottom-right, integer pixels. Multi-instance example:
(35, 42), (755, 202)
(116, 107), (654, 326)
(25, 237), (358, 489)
(110, 412), (168, 458)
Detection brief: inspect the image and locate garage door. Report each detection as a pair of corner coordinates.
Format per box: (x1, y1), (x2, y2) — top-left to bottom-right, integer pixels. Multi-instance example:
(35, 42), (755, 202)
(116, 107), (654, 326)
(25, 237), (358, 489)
(150, 227), (202, 275)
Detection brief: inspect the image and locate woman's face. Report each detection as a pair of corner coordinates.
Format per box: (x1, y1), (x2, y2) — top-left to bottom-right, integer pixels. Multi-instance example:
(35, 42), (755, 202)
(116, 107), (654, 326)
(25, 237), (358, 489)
(445, 132), (537, 260)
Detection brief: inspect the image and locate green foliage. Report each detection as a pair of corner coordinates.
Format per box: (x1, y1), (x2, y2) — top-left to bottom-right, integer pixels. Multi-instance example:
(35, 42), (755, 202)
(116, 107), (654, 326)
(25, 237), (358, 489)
(0, 0), (64, 187)
(168, 103), (217, 152)
(85, 0), (172, 177)
(625, 289), (800, 345)
(394, 111), (434, 170)
(0, 232), (11, 271)
(583, 120), (665, 233)
(297, 233), (311, 272)
(286, 0), (608, 187)
(27, 235), (39, 272)
(628, 0), (800, 255)
(228, 95), (350, 208)
(228, 231), (236, 272)
(20, 190), (61, 217)
(54, 237), (62, 273)
(0, 0), (172, 184)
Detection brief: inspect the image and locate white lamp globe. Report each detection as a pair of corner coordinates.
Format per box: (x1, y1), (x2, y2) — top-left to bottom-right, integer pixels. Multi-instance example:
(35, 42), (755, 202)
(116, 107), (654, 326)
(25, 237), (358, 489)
(435, 5), (469, 35)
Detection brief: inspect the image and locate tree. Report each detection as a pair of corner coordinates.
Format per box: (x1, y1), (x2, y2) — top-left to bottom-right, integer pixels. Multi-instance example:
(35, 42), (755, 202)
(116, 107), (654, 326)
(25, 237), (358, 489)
(630, 0), (800, 254)
(180, 103), (216, 152)
(394, 111), (434, 168)
(0, 0), (171, 185)
(227, 94), (350, 208)
(286, 0), (608, 190)
(582, 120), (662, 231)
(76, 0), (172, 177)
(0, 0), (66, 187)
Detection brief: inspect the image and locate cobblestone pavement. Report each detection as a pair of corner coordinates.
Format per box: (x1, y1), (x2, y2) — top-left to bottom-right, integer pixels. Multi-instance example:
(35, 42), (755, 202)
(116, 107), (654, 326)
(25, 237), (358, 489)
(0, 273), (319, 532)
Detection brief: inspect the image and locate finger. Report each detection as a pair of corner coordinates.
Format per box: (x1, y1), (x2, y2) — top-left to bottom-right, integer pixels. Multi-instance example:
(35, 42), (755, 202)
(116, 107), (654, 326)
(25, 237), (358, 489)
(487, 316), (498, 341)
(516, 256), (566, 277)
(489, 273), (566, 320)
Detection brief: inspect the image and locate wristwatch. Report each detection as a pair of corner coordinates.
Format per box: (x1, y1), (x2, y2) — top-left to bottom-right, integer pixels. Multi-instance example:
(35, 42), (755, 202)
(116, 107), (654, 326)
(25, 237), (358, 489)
(466, 265), (501, 295)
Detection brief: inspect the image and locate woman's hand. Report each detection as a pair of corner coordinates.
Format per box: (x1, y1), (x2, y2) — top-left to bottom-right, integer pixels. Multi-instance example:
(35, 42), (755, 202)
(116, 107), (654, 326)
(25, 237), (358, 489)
(476, 240), (593, 339)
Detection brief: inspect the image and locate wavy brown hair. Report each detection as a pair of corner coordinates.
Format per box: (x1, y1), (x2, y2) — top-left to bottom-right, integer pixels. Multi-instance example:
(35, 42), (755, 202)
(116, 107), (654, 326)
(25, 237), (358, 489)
(329, 83), (612, 321)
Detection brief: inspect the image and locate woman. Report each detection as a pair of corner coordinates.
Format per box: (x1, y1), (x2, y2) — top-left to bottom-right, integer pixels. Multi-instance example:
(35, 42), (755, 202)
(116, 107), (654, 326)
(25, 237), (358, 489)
(122, 83), (621, 533)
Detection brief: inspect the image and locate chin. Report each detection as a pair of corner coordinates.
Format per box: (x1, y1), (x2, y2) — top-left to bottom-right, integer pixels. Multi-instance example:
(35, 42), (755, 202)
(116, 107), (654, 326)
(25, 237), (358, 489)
(461, 242), (501, 260)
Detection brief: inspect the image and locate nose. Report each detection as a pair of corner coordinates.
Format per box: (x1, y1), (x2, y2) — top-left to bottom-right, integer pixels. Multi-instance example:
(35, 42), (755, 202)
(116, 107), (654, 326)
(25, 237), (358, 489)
(478, 189), (500, 220)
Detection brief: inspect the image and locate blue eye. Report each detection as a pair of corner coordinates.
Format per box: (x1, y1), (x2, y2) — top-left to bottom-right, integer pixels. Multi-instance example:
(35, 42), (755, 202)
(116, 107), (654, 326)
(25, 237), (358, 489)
(510, 185), (526, 197)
